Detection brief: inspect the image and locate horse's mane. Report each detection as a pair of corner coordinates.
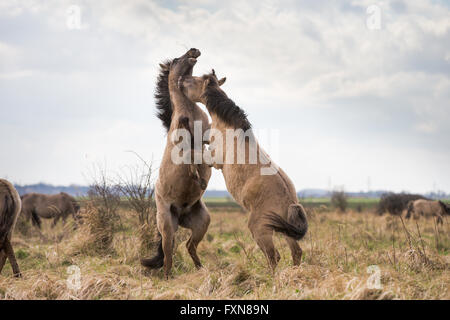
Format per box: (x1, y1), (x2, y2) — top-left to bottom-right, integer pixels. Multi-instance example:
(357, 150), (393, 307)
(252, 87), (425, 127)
(155, 60), (172, 132)
(203, 75), (251, 131)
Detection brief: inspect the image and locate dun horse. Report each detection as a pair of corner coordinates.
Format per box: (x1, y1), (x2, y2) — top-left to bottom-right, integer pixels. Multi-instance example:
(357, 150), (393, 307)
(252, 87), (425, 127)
(140, 49), (212, 278)
(179, 70), (308, 271)
(0, 179), (22, 277)
(21, 192), (80, 229)
(406, 199), (449, 225)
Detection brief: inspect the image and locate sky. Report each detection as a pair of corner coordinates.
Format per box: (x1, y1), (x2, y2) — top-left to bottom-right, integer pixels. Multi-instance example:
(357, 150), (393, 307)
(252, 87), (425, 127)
(0, 0), (449, 194)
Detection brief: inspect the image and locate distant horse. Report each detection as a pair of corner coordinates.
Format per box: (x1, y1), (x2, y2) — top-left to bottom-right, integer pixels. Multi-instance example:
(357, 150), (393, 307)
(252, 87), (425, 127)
(405, 199), (449, 225)
(21, 192), (80, 229)
(0, 179), (22, 277)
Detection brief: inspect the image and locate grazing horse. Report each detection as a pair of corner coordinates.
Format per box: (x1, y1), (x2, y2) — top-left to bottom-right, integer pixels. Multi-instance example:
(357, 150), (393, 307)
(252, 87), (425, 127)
(21, 192), (80, 229)
(179, 70), (308, 271)
(140, 49), (212, 278)
(405, 199), (449, 225)
(0, 179), (22, 277)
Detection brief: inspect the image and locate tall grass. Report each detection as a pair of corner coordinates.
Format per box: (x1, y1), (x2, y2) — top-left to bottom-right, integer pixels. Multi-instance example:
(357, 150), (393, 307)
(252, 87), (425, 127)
(0, 204), (448, 300)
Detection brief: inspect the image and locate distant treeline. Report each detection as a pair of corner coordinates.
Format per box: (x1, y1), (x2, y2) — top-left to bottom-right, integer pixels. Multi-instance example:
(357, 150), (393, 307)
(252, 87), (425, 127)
(13, 183), (450, 199)
(14, 183), (89, 197)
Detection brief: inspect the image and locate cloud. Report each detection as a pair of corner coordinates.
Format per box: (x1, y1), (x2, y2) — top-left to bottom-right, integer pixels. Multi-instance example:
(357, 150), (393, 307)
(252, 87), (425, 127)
(0, 0), (449, 193)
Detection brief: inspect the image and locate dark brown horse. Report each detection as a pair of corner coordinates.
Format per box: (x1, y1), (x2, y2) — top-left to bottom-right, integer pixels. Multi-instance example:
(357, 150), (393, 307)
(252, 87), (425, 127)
(21, 192), (80, 229)
(0, 179), (22, 277)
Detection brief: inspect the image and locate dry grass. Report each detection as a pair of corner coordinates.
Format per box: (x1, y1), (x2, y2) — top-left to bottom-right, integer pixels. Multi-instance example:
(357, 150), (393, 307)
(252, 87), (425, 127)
(1, 206), (448, 300)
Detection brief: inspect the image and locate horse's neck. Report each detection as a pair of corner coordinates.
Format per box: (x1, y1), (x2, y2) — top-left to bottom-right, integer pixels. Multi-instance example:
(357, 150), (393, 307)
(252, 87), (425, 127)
(168, 78), (194, 116)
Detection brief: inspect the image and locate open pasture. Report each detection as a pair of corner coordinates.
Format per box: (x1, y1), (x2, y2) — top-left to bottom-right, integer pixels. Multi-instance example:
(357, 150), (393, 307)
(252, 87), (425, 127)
(1, 199), (448, 300)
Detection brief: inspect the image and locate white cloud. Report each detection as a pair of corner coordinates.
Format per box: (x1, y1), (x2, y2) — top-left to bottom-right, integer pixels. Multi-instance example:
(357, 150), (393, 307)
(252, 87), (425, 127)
(0, 0), (449, 192)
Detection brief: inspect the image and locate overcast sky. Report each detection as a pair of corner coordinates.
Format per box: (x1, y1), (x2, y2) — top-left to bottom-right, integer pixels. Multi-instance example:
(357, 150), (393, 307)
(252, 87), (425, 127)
(1, 0), (449, 193)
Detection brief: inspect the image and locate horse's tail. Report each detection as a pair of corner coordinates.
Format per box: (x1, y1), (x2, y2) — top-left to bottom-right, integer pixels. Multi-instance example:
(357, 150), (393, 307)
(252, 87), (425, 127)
(0, 181), (19, 248)
(265, 204), (308, 241)
(140, 231), (164, 269)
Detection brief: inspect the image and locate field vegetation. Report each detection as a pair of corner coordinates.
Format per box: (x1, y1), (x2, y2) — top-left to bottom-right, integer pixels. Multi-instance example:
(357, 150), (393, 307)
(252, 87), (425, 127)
(1, 197), (448, 300)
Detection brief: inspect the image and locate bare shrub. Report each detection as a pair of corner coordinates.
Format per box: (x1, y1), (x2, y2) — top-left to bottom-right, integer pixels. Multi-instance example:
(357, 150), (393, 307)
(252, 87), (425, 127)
(115, 155), (155, 226)
(114, 154), (159, 258)
(76, 202), (116, 255)
(79, 164), (121, 255)
(331, 191), (348, 213)
(87, 164), (121, 223)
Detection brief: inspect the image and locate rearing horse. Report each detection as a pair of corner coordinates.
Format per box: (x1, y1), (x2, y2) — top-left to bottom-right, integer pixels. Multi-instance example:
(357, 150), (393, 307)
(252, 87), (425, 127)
(141, 49), (212, 278)
(179, 70), (308, 271)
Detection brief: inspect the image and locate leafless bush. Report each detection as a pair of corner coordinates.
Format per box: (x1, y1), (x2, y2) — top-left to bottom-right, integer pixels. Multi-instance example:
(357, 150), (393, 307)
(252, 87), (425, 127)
(87, 164), (121, 222)
(113, 153), (160, 258)
(115, 155), (155, 226)
(331, 190), (348, 213)
(77, 201), (116, 255)
(80, 164), (121, 255)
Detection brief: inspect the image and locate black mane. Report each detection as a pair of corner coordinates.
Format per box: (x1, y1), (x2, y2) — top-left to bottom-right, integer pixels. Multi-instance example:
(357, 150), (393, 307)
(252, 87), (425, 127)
(204, 79), (251, 131)
(154, 60), (172, 132)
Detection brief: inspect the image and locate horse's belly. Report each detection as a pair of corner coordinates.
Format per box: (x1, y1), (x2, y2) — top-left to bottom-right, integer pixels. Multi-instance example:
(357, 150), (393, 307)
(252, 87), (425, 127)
(36, 205), (59, 218)
(156, 176), (204, 208)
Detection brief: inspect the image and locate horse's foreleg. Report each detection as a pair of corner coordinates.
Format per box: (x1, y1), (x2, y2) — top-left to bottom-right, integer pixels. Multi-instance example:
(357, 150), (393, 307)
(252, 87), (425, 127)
(179, 200), (210, 269)
(31, 210), (42, 229)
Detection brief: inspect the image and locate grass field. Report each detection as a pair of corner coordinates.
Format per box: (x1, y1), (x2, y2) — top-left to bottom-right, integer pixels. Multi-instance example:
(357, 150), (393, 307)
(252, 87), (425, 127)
(0, 199), (448, 300)
(203, 197), (380, 212)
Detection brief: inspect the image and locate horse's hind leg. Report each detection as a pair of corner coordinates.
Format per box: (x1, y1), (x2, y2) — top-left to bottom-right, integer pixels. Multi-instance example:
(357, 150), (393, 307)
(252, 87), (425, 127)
(0, 249), (6, 274)
(4, 239), (21, 277)
(248, 213), (280, 272)
(156, 199), (178, 279)
(286, 237), (302, 266)
(179, 200), (210, 269)
(52, 215), (60, 228)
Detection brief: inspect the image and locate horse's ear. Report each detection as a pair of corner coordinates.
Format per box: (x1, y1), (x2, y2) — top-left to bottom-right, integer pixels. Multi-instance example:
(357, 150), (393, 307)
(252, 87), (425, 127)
(160, 63), (169, 71)
(218, 77), (226, 86)
(211, 69), (216, 77)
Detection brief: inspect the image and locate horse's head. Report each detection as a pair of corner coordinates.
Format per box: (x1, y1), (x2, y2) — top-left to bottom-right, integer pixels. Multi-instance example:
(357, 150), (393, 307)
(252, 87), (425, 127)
(179, 69), (226, 104)
(167, 48), (201, 82)
(439, 201), (450, 215)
